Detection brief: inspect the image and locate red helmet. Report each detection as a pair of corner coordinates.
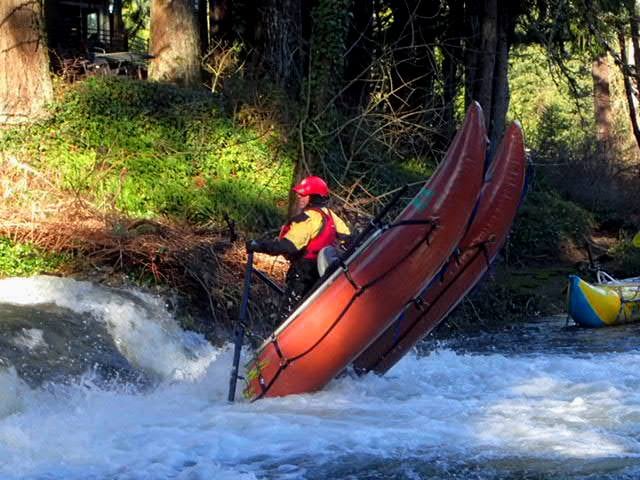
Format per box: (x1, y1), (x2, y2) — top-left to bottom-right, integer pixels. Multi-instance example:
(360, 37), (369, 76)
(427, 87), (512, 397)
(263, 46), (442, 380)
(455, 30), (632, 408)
(292, 176), (329, 197)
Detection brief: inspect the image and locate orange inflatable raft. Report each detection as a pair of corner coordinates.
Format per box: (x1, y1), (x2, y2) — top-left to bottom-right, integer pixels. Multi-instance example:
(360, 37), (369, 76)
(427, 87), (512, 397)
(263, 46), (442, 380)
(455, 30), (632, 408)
(353, 121), (527, 375)
(243, 102), (488, 400)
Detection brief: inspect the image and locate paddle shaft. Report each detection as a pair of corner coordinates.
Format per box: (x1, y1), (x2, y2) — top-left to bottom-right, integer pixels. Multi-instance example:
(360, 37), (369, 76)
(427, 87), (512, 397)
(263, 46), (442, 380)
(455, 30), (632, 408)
(228, 251), (254, 402)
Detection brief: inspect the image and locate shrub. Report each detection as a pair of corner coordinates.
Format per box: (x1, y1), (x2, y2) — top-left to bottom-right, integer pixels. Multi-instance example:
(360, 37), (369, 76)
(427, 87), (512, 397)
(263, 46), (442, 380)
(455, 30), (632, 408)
(608, 239), (640, 278)
(509, 189), (595, 259)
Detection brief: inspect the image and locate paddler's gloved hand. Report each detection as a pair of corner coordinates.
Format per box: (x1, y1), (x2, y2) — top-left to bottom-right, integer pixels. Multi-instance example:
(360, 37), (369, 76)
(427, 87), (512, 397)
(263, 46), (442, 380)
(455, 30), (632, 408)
(245, 240), (263, 252)
(246, 238), (299, 256)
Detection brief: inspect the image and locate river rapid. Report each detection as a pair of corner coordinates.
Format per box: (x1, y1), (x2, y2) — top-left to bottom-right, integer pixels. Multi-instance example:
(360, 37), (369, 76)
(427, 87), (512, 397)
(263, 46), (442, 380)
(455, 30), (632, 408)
(0, 276), (639, 480)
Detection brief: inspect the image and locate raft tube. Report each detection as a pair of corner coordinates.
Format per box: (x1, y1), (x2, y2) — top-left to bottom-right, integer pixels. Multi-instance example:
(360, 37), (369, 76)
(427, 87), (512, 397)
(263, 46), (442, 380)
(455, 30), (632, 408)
(242, 102), (487, 401)
(353, 122), (527, 375)
(567, 275), (640, 327)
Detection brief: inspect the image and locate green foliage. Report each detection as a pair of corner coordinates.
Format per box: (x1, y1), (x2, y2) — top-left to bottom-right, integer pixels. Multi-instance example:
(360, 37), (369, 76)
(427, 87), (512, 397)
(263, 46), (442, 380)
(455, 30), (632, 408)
(509, 43), (640, 218)
(609, 240), (640, 277)
(0, 77), (294, 231)
(309, 0), (352, 90)
(508, 44), (592, 151)
(510, 190), (595, 258)
(303, 0), (353, 158)
(123, 0), (150, 42)
(0, 238), (71, 278)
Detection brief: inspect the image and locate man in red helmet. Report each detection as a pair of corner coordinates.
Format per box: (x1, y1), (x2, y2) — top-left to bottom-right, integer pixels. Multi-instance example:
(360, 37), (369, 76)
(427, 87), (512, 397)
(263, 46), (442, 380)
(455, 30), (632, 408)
(247, 175), (351, 318)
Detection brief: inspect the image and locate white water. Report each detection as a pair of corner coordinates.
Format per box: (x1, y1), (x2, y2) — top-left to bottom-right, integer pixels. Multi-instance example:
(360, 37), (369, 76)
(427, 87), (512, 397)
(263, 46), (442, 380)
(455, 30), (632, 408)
(1, 276), (640, 479)
(0, 276), (216, 381)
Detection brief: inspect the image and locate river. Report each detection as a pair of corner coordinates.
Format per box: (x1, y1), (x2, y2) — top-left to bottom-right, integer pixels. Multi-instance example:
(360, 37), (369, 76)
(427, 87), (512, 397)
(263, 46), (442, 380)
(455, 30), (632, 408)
(0, 276), (639, 479)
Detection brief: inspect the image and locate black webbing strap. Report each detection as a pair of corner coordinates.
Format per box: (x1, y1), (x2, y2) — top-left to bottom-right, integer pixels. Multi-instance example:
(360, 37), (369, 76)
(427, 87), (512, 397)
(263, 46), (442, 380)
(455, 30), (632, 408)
(357, 222), (437, 293)
(388, 218), (440, 229)
(271, 335), (290, 368)
(368, 238), (496, 372)
(339, 259), (364, 293)
(465, 234), (496, 266)
(411, 295), (427, 311)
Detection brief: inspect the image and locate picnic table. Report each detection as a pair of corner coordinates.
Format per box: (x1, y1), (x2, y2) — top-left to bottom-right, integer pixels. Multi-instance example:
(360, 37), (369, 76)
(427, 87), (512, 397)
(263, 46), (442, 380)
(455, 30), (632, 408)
(92, 51), (153, 79)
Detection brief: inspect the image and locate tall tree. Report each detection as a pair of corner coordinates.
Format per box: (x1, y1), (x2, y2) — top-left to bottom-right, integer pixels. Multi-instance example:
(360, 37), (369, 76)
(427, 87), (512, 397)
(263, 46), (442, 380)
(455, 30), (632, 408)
(112, 0), (127, 50)
(619, 30), (640, 150)
(623, 0), (640, 150)
(592, 53), (613, 160)
(305, 0), (353, 140)
(149, 0), (201, 86)
(565, 0), (640, 151)
(343, 0), (377, 107)
(209, 0), (232, 43)
(441, 0), (465, 143)
(198, 0), (209, 55)
(468, 0), (498, 130)
(0, 0), (53, 124)
(386, 0), (440, 115)
(464, 0), (523, 148)
(489, 1), (521, 150)
(260, 0), (304, 91)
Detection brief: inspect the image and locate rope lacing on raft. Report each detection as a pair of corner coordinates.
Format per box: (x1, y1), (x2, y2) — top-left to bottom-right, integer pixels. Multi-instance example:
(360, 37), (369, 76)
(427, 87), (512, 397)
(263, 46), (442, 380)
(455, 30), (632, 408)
(614, 285), (640, 324)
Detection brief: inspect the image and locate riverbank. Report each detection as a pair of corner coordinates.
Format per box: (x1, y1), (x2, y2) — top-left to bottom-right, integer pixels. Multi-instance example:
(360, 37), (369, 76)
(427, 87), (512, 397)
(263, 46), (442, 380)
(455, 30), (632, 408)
(2, 77), (639, 346)
(0, 207), (616, 348)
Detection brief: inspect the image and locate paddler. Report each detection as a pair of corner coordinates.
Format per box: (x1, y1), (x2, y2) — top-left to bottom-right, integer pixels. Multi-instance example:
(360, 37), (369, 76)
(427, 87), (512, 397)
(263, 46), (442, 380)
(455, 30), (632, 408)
(246, 175), (351, 318)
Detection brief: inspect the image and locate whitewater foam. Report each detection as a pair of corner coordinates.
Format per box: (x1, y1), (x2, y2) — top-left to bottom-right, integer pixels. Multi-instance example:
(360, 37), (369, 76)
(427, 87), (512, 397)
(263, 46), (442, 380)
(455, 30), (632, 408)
(0, 276), (217, 381)
(0, 368), (26, 420)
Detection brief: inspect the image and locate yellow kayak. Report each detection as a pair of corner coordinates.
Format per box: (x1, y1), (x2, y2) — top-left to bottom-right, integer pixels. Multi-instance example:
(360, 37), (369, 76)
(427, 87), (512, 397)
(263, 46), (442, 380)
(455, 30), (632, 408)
(567, 273), (640, 327)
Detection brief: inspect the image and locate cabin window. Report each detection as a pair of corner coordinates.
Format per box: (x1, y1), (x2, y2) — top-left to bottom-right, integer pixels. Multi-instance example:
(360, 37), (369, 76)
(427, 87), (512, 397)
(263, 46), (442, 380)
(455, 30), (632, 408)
(87, 12), (99, 36)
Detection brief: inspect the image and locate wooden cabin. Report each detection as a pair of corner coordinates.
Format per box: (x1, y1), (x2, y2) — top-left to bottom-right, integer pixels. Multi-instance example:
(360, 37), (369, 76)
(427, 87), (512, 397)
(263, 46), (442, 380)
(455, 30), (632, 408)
(46, 0), (128, 57)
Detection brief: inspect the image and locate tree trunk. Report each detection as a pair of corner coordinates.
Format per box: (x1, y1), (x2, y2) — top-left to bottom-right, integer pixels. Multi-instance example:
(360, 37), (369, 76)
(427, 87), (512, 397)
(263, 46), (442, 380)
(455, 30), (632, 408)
(112, 0), (127, 50)
(489, 0), (517, 153)
(592, 53), (613, 161)
(626, 0), (640, 78)
(343, 0), (376, 107)
(308, 0), (353, 116)
(463, 1), (482, 109)
(489, 21), (509, 154)
(199, 0), (209, 54)
(0, 0), (53, 124)
(261, 0), (304, 91)
(441, 0), (465, 145)
(475, 0), (498, 129)
(149, 0), (201, 87)
(387, 0), (440, 115)
(619, 31), (640, 152)
(296, 0), (351, 203)
(209, 0), (232, 43)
